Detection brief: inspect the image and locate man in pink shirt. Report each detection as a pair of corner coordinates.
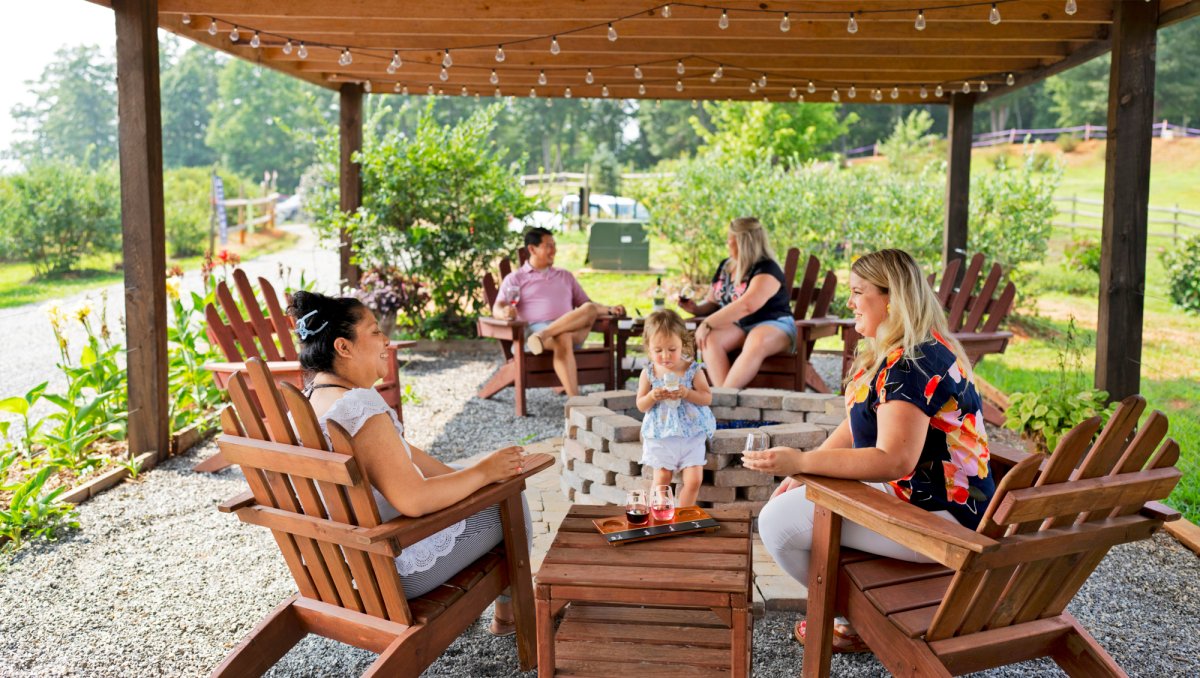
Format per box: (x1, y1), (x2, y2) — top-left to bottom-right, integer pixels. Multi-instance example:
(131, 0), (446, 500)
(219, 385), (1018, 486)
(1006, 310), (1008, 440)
(493, 228), (624, 396)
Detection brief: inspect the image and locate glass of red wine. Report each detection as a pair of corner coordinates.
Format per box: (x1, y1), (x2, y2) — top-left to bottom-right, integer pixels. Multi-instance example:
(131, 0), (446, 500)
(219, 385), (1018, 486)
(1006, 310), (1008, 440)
(625, 490), (649, 526)
(650, 484), (675, 522)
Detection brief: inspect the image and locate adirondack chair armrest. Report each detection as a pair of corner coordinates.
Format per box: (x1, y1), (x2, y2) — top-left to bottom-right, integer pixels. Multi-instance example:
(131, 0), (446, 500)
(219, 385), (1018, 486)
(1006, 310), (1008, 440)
(988, 442), (1035, 472)
(218, 490), (256, 513)
(799, 474), (999, 570)
(387, 340), (417, 351)
(477, 317), (527, 341)
(795, 316), (841, 340)
(363, 452), (555, 549)
(956, 330), (1014, 344)
(1139, 500), (1181, 522)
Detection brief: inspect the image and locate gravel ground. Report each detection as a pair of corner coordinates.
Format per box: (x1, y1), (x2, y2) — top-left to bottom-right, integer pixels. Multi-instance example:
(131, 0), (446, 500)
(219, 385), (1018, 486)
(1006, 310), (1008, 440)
(2, 354), (1198, 677)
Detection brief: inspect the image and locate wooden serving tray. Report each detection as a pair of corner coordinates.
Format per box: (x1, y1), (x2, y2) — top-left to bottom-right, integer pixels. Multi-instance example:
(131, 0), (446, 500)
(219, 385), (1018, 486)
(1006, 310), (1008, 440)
(592, 506), (720, 546)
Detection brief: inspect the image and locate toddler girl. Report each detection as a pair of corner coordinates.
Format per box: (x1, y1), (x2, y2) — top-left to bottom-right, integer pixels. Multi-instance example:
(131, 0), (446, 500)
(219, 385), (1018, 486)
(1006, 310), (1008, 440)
(635, 309), (717, 508)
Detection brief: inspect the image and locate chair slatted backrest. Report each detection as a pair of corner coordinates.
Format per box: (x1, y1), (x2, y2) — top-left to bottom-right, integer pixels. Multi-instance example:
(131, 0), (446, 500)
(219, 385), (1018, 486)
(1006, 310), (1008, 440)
(930, 253), (1018, 335)
(218, 359), (414, 625)
(791, 255), (838, 357)
(205, 268), (299, 362)
(923, 396), (1181, 642)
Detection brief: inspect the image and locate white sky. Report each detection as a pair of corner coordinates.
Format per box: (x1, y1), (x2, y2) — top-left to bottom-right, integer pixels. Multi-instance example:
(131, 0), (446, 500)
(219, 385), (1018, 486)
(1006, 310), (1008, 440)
(0, 0), (123, 154)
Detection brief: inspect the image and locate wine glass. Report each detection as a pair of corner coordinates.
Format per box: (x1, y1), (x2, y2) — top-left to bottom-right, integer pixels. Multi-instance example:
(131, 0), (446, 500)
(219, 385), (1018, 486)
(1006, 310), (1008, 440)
(625, 490), (649, 526)
(504, 286), (521, 308)
(650, 484), (675, 522)
(744, 431), (769, 454)
(662, 371), (681, 409)
(678, 282), (696, 304)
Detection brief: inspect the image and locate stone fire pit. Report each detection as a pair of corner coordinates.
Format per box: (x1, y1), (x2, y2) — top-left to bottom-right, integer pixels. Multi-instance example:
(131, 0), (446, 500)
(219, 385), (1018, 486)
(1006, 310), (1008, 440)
(559, 387), (847, 516)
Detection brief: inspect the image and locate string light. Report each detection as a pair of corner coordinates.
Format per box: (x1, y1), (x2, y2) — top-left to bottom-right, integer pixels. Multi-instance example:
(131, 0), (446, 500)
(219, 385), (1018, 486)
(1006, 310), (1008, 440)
(920, 85), (929, 99)
(490, 69), (499, 85)
(208, 19), (218, 36)
(607, 23), (618, 41)
(989, 3), (1001, 25)
(403, 84), (409, 95)
(962, 81), (971, 93)
(602, 84), (610, 97)
(789, 86), (798, 98)
(297, 42), (308, 59)
(714, 66), (724, 80)
(677, 60), (685, 75)
(719, 10), (729, 30)
(439, 66), (449, 81)
(780, 12), (791, 32)
(250, 32), (260, 48)
(891, 86), (900, 99)
(229, 26), (240, 42)
(675, 80), (684, 92)
(759, 74), (768, 88)
(394, 82), (402, 93)
(692, 99), (698, 109)
(763, 96), (769, 103)
(1065, 0), (1078, 15)
(494, 87), (501, 97)
(872, 88), (883, 101)
(638, 83), (646, 95)
(848, 84), (857, 98)
(1007, 72), (1016, 86)
(442, 49), (453, 68)
(915, 9), (926, 30)
(530, 87), (537, 98)
(388, 51), (401, 74)
(634, 65), (643, 80)
(550, 36), (561, 55)
(282, 40), (293, 55)
(807, 81), (816, 94)
(565, 87), (572, 98)
(847, 12), (858, 34)
(980, 80), (989, 92)
(832, 89), (841, 102)
(798, 95), (804, 103)
(181, 13), (191, 24)
(364, 81), (372, 93)
(495, 45), (506, 62)
(429, 85), (436, 95)
(339, 48), (353, 66)
(749, 81), (758, 93)
(538, 70), (547, 85)
(935, 84), (944, 96)
(585, 70), (594, 84)
(662, 4), (671, 18)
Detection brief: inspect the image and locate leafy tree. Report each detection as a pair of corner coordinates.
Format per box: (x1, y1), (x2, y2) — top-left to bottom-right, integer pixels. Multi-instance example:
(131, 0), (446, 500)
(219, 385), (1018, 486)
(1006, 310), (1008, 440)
(1156, 19), (1200, 127)
(625, 100), (710, 168)
(206, 60), (331, 191)
(1045, 56), (1110, 127)
(697, 101), (853, 166)
(878, 110), (941, 174)
(9, 46), (117, 168)
(161, 46), (223, 168)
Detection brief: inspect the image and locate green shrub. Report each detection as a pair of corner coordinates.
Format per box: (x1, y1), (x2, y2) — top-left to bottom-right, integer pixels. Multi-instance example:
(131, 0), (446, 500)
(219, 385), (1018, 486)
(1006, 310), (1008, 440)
(0, 161), (120, 276)
(1056, 133), (1081, 153)
(1161, 233), (1200, 313)
(1063, 236), (1101, 274)
(163, 168), (262, 258)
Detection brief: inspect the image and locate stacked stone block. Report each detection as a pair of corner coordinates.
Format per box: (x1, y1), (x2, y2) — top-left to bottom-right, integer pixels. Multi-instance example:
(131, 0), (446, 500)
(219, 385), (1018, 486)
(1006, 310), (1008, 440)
(558, 387), (846, 516)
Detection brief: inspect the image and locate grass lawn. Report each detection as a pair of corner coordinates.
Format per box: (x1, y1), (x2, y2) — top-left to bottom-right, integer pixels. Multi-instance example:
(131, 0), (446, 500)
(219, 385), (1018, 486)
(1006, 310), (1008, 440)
(0, 229), (299, 309)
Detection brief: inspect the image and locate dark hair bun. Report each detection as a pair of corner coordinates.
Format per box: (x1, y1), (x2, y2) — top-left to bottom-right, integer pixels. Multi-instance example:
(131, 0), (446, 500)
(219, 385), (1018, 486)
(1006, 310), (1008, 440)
(285, 290), (367, 375)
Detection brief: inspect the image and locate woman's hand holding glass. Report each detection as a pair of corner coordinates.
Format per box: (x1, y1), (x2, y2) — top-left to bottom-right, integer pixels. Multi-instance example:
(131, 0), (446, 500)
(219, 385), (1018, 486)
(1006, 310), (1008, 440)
(741, 446), (804, 477)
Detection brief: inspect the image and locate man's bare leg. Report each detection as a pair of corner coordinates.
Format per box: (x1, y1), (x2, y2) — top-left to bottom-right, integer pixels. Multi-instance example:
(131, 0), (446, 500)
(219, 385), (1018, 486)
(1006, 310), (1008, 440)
(548, 331), (587, 395)
(529, 303), (600, 354)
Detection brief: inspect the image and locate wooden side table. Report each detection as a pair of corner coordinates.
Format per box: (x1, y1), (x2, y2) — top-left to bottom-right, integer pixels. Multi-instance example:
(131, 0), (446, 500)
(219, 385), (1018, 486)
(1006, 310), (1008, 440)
(534, 505), (753, 677)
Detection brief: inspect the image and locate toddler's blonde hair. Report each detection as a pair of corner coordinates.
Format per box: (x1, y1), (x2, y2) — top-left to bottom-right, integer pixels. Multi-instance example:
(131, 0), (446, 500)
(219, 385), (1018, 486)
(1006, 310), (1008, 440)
(643, 308), (694, 358)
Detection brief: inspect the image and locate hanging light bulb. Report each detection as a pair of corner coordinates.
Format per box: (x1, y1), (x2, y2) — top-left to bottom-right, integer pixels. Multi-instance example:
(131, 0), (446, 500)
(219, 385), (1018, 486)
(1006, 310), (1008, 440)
(759, 74), (768, 88)
(662, 4), (672, 18)
(692, 99), (698, 109)
(602, 84), (610, 97)
(439, 67), (449, 81)
(780, 12), (791, 32)
(429, 85), (436, 95)
(798, 95), (805, 103)
(848, 84), (857, 98)
(675, 80), (684, 92)
(789, 86), (798, 98)
(980, 80), (989, 93)
(181, 13), (191, 25)
(338, 49), (353, 66)
(1065, 0), (1078, 15)
(607, 23), (618, 41)
(915, 9), (926, 31)
(388, 51), (402, 74)
(530, 87), (537, 98)
(638, 83), (646, 95)
(494, 88), (501, 97)
(402, 84), (410, 95)
(920, 85), (929, 99)
(935, 84), (944, 96)
(847, 12), (858, 34)
(442, 49), (453, 68)
(962, 81), (971, 93)
(546, 97), (553, 107)
(298, 42), (308, 59)
(565, 87), (572, 98)
(989, 3), (1002, 25)
(719, 10), (729, 30)
(283, 40), (294, 55)
(634, 65), (643, 80)
(677, 60), (685, 75)
(585, 70), (594, 84)
(872, 88), (882, 101)
(891, 86), (900, 99)
(763, 96), (770, 103)
(832, 89), (841, 102)
(475, 92), (480, 100)
(1007, 72), (1016, 86)
(495, 45), (506, 62)
(714, 66), (724, 80)
(393, 82), (402, 93)
(538, 70), (547, 86)
(250, 32), (260, 48)
(749, 81), (758, 93)
(807, 81), (816, 94)
(490, 70), (499, 85)
(548, 37), (561, 56)
(208, 19), (218, 36)
(229, 26), (240, 42)
(364, 81), (372, 93)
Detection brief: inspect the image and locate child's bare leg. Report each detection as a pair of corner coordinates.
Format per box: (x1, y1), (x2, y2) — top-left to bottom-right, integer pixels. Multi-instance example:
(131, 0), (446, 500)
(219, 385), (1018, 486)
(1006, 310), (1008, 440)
(652, 467), (674, 492)
(677, 466), (704, 507)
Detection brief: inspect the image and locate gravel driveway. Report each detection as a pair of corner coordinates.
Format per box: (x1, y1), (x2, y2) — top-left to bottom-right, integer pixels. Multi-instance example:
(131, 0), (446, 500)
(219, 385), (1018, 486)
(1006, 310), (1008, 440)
(2, 352), (1199, 677)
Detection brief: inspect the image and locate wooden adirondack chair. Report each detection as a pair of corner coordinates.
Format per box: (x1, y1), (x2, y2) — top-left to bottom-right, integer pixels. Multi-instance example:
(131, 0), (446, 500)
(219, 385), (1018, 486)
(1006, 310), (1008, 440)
(211, 358), (552, 677)
(200, 269), (409, 471)
(729, 254), (842, 393)
(476, 251), (617, 417)
(798, 395), (1182, 677)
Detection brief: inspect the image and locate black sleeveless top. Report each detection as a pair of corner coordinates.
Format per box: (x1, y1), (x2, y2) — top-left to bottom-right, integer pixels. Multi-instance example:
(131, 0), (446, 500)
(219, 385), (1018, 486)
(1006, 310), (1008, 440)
(710, 257), (793, 329)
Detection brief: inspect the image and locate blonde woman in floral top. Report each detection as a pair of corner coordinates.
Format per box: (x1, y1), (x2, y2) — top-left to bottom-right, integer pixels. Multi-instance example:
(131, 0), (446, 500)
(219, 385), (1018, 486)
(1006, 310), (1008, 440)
(743, 248), (994, 652)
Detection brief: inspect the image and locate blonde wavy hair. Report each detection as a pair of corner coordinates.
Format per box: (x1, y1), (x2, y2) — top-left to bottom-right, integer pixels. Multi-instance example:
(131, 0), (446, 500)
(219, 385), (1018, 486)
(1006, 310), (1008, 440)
(725, 217), (777, 284)
(845, 249), (973, 394)
(643, 309), (695, 358)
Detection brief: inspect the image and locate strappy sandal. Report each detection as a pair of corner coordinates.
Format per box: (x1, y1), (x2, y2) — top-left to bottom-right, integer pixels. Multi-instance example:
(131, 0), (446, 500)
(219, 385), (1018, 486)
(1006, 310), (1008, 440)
(527, 333), (545, 355)
(794, 619), (870, 654)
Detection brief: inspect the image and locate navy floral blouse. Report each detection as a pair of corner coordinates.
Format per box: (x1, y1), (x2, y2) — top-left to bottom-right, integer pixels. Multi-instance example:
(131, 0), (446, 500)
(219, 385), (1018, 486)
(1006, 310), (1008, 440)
(845, 333), (995, 529)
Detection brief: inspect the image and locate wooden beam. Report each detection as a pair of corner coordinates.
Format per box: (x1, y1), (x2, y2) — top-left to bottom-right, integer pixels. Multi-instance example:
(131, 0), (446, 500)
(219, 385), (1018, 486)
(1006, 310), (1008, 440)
(943, 92), (974, 272)
(339, 82), (363, 289)
(114, 0), (169, 466)
(1096, 0), (1159, 402)
(977, 34), (1112, 104)
(1158, 0), (1200, 27)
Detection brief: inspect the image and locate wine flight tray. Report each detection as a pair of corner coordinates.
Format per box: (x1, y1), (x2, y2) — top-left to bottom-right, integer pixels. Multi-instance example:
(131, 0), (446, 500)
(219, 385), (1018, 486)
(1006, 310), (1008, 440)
(592, 506), (720, 546)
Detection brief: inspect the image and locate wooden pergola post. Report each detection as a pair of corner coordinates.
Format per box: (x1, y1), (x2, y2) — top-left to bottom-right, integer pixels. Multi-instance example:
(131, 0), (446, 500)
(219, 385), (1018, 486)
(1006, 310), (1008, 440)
(1097, 0), (1160, 401)
(114, 0), (168, 466)
(339, 82), (363, 289)
(943, 92), (976, 274)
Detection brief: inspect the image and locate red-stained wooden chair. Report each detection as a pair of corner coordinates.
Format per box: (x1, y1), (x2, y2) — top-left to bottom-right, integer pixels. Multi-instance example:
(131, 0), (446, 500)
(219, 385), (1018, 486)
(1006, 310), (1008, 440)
(798, 395), (1181, 677)
(210, 358), (551, 677)
(476, 250), (617, 417)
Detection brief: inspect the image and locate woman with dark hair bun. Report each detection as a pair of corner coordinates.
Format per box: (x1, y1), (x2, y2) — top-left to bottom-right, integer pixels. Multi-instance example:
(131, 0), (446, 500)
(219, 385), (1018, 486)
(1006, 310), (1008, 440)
(287, 291), (529, 636)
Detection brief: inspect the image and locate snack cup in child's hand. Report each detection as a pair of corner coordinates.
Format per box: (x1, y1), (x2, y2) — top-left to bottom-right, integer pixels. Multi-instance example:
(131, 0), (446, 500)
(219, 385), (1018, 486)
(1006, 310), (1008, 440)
(663, 372), (681, 409)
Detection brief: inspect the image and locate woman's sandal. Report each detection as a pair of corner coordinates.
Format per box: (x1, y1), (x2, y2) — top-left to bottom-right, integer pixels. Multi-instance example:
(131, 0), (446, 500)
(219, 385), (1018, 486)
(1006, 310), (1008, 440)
(527, 333), (545, 355)
(488, 615), (517, 637)
(793, 619), (871, 654)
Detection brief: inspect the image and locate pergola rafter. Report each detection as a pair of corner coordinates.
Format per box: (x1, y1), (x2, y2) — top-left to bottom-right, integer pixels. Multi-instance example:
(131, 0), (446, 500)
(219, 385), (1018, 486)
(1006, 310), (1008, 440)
(88, 0), (1199, 465)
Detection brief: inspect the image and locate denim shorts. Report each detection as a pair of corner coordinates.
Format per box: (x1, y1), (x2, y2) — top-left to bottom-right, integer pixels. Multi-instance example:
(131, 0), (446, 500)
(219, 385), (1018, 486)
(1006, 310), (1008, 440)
(737, 316), (798, 354)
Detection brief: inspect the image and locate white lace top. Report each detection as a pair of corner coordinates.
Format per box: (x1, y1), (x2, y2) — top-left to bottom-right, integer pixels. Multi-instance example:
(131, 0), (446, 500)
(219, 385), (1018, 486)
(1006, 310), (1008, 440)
(316, 388), (466, 576)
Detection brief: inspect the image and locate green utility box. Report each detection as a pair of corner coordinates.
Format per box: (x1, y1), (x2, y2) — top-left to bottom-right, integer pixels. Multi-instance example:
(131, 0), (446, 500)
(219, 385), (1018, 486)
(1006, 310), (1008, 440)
(587, 220), (649, 271)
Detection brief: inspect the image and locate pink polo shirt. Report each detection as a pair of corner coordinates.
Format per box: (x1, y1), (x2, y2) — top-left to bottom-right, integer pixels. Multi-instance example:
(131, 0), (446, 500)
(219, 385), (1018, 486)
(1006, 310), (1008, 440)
(498, 262), (590, 324)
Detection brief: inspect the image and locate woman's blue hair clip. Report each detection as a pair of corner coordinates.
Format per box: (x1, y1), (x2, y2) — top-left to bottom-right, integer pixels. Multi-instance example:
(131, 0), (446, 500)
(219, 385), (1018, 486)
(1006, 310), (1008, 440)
(295, 309), (329, 341)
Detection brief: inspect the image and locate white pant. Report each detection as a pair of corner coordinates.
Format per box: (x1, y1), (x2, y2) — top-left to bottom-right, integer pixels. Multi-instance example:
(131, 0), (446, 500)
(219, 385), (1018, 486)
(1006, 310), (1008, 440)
(757, 481), (955, 587)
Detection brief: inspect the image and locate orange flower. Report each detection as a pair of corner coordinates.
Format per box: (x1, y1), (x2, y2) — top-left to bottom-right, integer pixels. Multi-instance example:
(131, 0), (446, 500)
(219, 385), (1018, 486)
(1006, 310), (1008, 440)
(924, 375), (941, 403)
